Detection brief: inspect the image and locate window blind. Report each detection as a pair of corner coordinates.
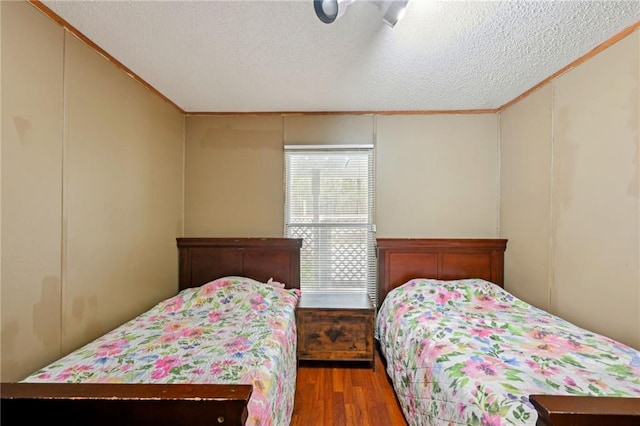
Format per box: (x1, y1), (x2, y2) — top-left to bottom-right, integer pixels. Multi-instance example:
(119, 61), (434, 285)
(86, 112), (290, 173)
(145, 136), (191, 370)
(284, 145), (377, 306)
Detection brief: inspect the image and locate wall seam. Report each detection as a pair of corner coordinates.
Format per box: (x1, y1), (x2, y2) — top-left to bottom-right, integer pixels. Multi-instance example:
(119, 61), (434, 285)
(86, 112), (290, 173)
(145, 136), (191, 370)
(496, 112), (501, 238)
(373, 113), (378, 231)
(547, 80), (556, 314)
(60, 28), (68, 357)
(637, 30), (640, 348)
(181, 114), (186, 238)
(282, 114), (286, 236)
(0, 2), (3, 373)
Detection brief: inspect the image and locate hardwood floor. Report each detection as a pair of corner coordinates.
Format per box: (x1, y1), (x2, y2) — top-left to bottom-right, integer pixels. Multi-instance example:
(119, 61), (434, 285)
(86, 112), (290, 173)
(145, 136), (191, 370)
(291, 349), (408, 426)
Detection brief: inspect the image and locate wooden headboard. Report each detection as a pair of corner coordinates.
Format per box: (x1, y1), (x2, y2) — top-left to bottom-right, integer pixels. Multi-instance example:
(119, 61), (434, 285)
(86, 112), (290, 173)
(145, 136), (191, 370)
(177, 238), (303, 291)
(377, 238), (508, 304)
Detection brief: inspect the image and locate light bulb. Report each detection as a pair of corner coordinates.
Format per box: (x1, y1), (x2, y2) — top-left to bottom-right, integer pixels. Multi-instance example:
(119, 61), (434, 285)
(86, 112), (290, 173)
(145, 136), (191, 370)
(321, 0), (338, 19)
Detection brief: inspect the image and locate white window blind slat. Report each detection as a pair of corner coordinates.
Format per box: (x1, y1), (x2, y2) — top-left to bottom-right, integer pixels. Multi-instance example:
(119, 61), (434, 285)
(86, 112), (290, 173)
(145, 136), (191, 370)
(284, 146), (377, 306)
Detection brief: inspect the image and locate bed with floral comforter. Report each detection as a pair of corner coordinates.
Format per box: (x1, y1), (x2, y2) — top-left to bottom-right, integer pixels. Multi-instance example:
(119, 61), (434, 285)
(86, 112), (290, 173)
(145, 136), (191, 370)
(376, 278), (640, 426)
(23, 276), (300, 426)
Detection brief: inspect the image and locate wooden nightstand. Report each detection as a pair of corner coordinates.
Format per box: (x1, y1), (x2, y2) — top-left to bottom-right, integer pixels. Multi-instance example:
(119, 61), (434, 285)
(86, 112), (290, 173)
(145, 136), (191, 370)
(296, 292), (375, 369)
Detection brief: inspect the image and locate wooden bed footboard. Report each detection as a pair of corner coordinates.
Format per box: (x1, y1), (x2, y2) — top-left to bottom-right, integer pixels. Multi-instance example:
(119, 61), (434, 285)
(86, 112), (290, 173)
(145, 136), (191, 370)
(1, 382), (252, 425)
(530, 394), (640, 426)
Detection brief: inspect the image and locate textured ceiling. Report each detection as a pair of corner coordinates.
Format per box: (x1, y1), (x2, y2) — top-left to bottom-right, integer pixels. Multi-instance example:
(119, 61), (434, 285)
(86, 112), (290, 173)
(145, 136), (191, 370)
(41, 0), (639, 113)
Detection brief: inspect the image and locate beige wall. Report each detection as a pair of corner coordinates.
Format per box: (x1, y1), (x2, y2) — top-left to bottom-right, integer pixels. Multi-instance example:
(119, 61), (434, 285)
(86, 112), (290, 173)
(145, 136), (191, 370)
(552, 32), (639, 348)
(376, 114), (499, 238)
(184, 115), (284, 237)
(185, 114), (499, 240)
(500, 30), (640, 349)
(2, 0), (64, 381)
(62, 34), (184, 354)
(184, 114), (378, 237)
(499, 87), (553, 311)
(1, 1), (184, 380)
(283, 115), (374, 145)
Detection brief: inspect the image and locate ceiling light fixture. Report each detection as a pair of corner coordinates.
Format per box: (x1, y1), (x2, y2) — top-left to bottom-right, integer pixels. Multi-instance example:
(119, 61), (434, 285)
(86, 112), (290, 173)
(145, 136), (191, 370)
(314, 0), (409, 28)
(314, 0), (355, 24)
(375, 0), (410, 28)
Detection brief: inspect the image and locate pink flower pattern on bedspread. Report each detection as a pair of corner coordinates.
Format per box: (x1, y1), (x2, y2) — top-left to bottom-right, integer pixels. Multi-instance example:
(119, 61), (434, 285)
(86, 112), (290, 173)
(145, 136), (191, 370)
(375, 278), (640, 426)
(23, 276), (300, 426)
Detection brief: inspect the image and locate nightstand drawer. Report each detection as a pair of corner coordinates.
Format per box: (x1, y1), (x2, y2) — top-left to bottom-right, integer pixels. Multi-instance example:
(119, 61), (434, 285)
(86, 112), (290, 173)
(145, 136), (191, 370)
(297, 308), (374, 361)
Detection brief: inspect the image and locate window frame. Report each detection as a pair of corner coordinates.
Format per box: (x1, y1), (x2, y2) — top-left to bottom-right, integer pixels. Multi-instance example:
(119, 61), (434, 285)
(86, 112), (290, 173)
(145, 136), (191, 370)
(284, 144), (377, 306)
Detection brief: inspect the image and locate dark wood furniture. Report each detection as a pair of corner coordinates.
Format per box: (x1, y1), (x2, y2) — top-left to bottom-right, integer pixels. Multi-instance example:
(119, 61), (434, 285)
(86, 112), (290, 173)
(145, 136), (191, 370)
(376, 238), (507, 304)
(297, 292), (375, 369)
(1, 237), (302, 426)
(376, 237), (639, 426)
(0, 383), (252, 426)
(530, 395), (640, 426)
(177, 237), (301, 291)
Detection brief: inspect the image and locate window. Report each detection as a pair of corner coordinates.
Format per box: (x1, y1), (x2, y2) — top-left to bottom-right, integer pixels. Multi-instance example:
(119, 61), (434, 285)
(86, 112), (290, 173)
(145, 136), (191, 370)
(284, 145), (377, 306)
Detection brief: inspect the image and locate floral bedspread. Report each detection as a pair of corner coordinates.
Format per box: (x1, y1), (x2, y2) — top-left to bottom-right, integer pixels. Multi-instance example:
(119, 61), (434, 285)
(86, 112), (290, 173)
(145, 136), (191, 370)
(24, 276), (300, 426)
(375, 278), (640, 426)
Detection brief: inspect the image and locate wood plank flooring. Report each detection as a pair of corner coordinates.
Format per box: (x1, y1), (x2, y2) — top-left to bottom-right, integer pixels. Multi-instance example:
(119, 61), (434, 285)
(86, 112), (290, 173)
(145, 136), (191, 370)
(290, 350), (408, 426)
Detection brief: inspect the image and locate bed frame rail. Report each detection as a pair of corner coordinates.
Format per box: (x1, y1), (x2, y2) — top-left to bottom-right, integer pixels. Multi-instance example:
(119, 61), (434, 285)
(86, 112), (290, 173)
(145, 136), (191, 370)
(1, 382), (252, 426)
(530, 394), (640, 426)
